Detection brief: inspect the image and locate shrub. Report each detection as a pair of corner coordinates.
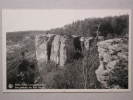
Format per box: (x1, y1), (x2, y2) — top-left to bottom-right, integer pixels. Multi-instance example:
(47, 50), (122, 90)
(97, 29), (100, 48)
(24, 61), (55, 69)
(108, 59), (128, 89)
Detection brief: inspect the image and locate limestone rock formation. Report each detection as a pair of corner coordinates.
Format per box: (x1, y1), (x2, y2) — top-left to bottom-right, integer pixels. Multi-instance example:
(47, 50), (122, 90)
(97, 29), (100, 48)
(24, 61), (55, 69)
(36, 33), (94, 67)
(51, 35), (74, 67)
(50, 35), (61, 65)
(35, 34), (55, 71)
(95, 38), (128, 88)
(84, 37), (93, 51)
(59, 35), (74, 66)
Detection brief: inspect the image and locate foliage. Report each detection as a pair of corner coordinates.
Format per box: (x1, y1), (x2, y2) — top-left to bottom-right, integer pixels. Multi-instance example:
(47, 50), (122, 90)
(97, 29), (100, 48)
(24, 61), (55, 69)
(46, 15), (129, 38)
(38, 61), (67, 89)
(6, 34), (38, 88)
(7, 14), (129, 40)
(108, 59), (128, 89)
(39, 41), (101, 89)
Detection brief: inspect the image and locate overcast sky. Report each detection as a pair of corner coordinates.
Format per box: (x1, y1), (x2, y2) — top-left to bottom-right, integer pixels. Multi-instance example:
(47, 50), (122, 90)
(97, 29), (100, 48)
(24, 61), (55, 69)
(2, 9), (130, 32)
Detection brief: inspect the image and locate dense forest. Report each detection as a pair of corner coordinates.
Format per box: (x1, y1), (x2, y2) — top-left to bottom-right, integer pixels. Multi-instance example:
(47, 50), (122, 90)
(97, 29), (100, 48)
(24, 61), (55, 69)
(46, 14), (129, 38)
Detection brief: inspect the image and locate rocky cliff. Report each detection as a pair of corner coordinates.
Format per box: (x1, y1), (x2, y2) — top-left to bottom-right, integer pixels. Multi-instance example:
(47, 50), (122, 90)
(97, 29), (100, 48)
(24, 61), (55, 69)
(35, 33), (128, 89)
(35, 34), (55, 71)
(35, 34), (93, 69)
(95, 38), (128, 88)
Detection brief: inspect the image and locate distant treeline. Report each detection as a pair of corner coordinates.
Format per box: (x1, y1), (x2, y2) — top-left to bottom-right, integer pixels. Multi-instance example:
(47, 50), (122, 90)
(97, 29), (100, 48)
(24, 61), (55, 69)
(7, 14), (129, 42)
(46, 14), (129, 38)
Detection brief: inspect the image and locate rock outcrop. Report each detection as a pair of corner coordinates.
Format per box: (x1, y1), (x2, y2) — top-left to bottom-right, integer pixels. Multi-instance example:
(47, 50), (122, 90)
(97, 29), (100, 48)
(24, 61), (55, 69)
(49, 35), (75, 67)
(84, 37), (93, 51)
(59, 35), (75, 66)
(35, 34), (94, 67)
(95, 38), (128, 88)
(35, 34), (55, 71)
(50, 35), (61, 65)
(35, 34), (128, 88)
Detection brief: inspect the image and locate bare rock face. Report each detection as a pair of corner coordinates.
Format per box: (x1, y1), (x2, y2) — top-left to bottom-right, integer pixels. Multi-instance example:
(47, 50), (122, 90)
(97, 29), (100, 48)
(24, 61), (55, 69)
(95, 38), (128, 88)
(59, 35), (74, 66)
(36, 34), (94, 67)
(50, 35), (61, 65)
(51, 35), (74, 67)
(35, 34), (55, 71)
(84, 37), (93, 51)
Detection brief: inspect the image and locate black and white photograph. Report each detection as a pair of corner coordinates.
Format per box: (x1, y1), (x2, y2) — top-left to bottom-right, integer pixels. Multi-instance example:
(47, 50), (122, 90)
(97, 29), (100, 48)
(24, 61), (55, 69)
(2, 9), (131, 92)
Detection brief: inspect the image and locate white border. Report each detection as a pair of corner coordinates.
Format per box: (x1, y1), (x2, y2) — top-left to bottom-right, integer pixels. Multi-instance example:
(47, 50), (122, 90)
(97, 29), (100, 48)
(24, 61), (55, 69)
(2, 9), (132, 93)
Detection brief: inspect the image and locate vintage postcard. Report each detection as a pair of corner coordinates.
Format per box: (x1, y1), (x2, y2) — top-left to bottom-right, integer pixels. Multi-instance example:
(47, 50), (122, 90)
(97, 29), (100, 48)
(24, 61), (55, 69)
(2, 9), (131, 92)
